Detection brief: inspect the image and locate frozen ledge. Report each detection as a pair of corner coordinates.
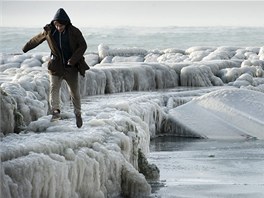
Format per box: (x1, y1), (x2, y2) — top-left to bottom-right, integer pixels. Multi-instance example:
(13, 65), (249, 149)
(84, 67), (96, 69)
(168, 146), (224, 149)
(1, 92), (165, 197)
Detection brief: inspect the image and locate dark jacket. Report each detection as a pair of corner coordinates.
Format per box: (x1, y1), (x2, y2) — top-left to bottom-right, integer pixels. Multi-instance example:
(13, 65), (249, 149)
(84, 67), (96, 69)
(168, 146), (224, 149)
(22, 8), (89, 77)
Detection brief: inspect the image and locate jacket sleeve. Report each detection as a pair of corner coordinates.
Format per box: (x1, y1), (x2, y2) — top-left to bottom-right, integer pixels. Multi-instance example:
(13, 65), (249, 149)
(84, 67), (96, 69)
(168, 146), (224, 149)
(68, 28), (87, 65)
(22, 31), (47, 53)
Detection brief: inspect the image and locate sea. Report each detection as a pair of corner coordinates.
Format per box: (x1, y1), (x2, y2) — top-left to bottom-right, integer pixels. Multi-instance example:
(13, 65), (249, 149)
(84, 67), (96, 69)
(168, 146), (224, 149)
(1, 26), (264, 54)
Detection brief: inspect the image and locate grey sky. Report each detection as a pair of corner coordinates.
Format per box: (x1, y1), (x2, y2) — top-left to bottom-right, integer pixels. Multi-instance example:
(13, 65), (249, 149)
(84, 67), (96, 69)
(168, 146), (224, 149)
(1, 1), (264, 27)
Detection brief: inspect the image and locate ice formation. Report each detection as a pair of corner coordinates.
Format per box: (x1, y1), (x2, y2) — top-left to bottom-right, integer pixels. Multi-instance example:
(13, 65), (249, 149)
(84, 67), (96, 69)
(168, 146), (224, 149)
(167, 88), (264, 139)
(1, 45), (264, 197)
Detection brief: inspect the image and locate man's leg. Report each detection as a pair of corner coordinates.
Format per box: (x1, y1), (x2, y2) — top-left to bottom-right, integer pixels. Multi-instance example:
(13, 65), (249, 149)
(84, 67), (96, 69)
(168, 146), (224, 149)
(64, 70), (83, 128)
(49, 74), (63, 120)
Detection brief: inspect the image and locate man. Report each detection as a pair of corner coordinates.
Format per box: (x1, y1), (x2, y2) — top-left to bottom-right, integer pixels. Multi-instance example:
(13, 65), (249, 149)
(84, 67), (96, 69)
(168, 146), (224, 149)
(23, 8), (89, 128)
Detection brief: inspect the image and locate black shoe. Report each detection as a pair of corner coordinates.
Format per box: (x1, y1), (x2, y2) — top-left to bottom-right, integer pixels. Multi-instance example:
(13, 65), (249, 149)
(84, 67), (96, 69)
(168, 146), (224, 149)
(75, 113), (83, 128)
(51, 109), (61, 122)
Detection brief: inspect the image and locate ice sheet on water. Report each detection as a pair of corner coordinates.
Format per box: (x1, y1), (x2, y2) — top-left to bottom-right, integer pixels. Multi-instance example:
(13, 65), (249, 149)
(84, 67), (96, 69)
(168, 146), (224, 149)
(168, 88), (264, 139)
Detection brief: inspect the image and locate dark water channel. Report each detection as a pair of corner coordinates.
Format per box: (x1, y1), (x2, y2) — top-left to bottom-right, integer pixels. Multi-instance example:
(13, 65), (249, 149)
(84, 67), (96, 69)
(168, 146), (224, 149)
(148, 136), (264, 198)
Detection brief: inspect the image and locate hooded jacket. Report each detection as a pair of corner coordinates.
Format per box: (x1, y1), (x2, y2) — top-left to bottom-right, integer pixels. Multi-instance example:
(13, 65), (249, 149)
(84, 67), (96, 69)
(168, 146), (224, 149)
(22, 8), (89, 77)
(52, 8), (71, 25)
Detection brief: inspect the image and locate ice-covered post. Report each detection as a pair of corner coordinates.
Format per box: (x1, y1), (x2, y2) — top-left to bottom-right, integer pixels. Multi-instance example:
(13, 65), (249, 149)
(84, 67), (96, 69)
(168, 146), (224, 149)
(98, 44), (110, 62)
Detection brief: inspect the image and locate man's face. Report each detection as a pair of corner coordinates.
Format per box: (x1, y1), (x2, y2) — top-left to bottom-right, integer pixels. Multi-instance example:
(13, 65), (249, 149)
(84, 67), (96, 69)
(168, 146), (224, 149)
(54, 21), (66, 33)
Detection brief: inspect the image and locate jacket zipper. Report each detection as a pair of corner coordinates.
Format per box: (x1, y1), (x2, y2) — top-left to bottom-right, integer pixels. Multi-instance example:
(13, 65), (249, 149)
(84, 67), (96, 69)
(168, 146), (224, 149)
(59, 32), (65, 66)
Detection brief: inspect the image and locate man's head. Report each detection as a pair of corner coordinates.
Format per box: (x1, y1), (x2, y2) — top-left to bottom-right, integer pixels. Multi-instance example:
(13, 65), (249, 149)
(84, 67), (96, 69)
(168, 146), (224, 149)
(53, 21), (66, 32)
(52, 8), (71, 31)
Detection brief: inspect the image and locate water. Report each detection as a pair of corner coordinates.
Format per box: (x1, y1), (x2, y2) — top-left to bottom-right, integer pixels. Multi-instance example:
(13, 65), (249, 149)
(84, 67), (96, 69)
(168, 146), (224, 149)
(149, 136), (264, 198)
(1, 26), (264, 54)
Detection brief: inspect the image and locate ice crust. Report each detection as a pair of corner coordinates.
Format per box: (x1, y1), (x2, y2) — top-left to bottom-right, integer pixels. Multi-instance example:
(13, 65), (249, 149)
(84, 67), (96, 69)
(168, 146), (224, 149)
(168, 88), (264, 139)
(1, 45), (264, 197)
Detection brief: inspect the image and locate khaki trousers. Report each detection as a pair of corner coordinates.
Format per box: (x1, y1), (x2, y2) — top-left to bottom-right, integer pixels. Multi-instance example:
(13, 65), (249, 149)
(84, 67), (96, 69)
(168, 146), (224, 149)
(49, 69), (81, 114)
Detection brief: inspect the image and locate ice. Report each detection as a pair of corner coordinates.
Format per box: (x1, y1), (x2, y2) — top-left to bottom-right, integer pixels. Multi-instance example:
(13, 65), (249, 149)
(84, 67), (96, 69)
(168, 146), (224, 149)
(232, 73), (255, 87)
(1, 87), (18, 133)
(2, 89), (176, 197)
(1, 44), (264, 197)
(84, 53), (99, 67)
(98, 44), (147, 61)
(188, 49), (212, 62)
(0, 63), (21, 72)
(112, 56), (144, 63)
(92, 62), (178, 93)
(144, 53), (161, 63)
(20, 58), (42, 68)
(202, 46), (238, 61)
(185, 46), (216, 54)
(219, 65), (264, 84)
(157, 52), (188, 63)
(180, 65), (224, 86)
(168, 88), (264, 139)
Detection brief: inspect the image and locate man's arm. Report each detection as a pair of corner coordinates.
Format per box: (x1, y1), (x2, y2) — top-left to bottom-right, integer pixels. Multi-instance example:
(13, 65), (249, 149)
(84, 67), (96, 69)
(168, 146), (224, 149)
(22, 31), (47, 53)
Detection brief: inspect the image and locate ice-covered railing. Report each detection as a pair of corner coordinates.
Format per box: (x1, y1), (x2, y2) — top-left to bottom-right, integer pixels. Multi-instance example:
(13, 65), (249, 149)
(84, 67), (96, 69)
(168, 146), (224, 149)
(98, 44), (148, 62)
(90, 45), (264, 86)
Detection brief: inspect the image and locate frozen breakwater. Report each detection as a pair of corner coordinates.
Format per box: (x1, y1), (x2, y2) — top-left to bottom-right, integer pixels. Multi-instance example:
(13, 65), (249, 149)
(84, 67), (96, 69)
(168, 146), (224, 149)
(1, 45), (264, 197)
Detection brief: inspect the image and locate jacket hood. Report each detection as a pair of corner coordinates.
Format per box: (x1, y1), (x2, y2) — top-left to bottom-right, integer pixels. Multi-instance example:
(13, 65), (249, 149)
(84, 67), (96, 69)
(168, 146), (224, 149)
(52, 8), (71, 25)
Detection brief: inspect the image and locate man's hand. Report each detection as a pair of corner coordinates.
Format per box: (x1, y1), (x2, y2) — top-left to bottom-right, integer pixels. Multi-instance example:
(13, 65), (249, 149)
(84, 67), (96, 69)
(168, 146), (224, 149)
(67, 59), (73, 66)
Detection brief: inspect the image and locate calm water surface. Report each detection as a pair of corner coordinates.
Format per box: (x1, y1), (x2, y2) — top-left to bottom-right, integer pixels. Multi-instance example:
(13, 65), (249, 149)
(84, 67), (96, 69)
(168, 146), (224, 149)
(149, 136), (264, 198)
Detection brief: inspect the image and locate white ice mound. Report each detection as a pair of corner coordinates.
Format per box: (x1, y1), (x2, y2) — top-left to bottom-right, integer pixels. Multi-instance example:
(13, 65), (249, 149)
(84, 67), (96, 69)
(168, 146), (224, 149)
(180, 65), (224, 86)
(168, 88), (264, 139)
(92, 62), (178, 93)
